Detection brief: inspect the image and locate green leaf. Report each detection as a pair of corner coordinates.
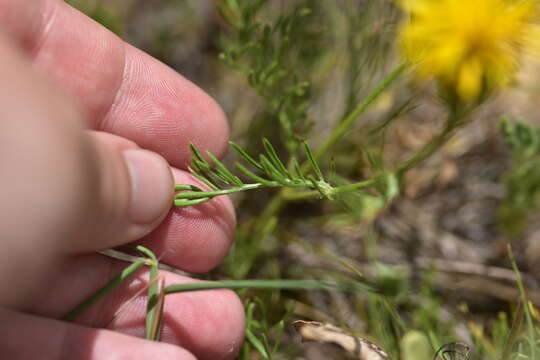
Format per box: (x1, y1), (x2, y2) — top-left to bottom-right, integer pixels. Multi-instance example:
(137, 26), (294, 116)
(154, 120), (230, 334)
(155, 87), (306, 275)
(235, 163), (277, 186)
(303, 142), (324, 181)
(230, 141), (265, 172)
(174, 198), (212, 207)
(62, 259), (147, 321)
(206, 151), (244, 186)
(262, 138), (291, 177)
(246, 329), (270, 359)
(259, 154), (285, 182)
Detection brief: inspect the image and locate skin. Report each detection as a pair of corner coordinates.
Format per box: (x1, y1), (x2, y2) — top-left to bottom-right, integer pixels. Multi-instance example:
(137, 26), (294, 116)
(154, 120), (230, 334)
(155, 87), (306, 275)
(0, 0), (245, 359)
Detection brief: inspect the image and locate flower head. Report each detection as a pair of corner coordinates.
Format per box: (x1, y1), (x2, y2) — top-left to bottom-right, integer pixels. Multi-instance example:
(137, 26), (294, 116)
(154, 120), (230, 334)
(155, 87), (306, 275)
(399, 0), (540, 100)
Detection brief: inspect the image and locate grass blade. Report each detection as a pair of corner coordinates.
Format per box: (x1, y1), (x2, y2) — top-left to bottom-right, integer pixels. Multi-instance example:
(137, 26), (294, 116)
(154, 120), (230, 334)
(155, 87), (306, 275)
(165, 279), (373, 295)
(145, 260), (160, 340)
(246, 329), (270, 359)
(62, 258), (147, 321)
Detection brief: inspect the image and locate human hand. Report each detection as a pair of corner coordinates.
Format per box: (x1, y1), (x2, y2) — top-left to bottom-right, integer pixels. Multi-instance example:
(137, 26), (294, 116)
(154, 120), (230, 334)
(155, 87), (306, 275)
(0, 0), (244, 359)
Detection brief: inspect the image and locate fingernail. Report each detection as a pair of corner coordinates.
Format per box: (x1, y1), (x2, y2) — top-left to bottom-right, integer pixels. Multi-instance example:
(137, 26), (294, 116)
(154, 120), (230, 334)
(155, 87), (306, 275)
(123, 149), (173, 224)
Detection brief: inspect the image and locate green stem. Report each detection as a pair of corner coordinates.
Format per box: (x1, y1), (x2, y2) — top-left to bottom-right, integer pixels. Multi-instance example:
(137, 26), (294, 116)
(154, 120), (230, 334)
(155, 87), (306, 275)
(395, 121), (458, 177)
(175, 181), (309, 200)
(62, 258), (148, 321)
(145, 257), (161, 340)
(508, 245), (537, 360)
(177, 115), (461, 206)
(164, 279), (372, 294)
(283, 178), (378, 201)
(284, 114), (461, 202)
(253, 63), (407, 236)
(303, 62), (407, 172)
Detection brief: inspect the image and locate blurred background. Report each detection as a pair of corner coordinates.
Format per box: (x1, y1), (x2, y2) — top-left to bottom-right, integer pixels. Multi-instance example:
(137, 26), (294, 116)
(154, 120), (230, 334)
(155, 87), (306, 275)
(67, 1), (540, 359)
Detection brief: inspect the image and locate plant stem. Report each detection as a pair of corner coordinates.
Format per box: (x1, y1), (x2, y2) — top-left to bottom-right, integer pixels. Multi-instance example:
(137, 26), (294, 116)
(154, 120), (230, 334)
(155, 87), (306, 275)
(249, 64), (408, 242)
(62, 258), (148, 321)
(164, 279), (372, 294)
(395, 121), (458, 176)
(305, 62), (408, 170)
(508, 245), (537, 360)
(145, 256), (161, 340)
(283, 178), (378, 201)
(284, 113), (462, 202)
(175, 181), (308, 200)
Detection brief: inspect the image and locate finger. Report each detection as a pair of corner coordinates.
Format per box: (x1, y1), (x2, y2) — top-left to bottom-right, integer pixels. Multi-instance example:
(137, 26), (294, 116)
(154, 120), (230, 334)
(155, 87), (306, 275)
(0, 35), (233, 305)
(137, 168), (236, 272)
(74, 131), (174, 251)
(0, 308), (197, 360)
(0, 0), (229, 168)
(0, 32), (174, 304)
(30, 254), (245, 360)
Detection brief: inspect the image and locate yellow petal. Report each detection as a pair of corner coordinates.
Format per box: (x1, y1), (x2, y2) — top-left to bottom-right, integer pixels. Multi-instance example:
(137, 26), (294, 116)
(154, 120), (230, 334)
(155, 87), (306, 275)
(457, 59), (483, 99)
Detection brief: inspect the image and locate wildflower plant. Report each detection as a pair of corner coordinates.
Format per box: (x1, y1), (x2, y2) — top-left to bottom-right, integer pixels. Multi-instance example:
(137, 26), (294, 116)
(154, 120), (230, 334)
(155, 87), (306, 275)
(66, 1), (540, 359)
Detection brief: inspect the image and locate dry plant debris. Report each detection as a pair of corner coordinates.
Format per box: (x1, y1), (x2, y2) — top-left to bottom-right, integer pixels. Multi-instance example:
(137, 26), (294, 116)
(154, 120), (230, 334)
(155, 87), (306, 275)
(293, 320), (389, 360)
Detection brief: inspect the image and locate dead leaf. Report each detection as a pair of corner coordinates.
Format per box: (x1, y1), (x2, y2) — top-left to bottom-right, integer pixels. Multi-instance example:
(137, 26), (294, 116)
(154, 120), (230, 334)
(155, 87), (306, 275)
(293, 320), (389, 360)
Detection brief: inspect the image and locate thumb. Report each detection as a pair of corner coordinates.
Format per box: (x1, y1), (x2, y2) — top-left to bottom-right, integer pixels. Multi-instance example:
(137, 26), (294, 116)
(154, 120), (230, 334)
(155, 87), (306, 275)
(76, 130), (174, 252)
(0, 34), (173, 308)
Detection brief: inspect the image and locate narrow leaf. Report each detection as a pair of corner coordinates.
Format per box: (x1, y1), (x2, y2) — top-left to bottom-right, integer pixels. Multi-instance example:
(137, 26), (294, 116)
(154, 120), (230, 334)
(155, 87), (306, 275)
(291, 157), (306, 182)
(62, 259), (147, 321)
(206, 151), (244, 186)
(262, 138), (290, 177)
(175, 184), (204, 192)
(145, 267), (160, 340)
(303, 142), (324, 181)
(230, 141), (264, 172)
(188, 166), (218, 190)
(174, 197), (212, 207)
(189, 143), (207, 165)
(246, 329), (270, 359)
(259, 154), (286, 182)
(235, 163), (277, 186)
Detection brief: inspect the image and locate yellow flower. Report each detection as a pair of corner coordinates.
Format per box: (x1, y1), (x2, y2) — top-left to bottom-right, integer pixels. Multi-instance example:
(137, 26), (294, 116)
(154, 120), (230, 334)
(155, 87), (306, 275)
(399, 0), (540, 100)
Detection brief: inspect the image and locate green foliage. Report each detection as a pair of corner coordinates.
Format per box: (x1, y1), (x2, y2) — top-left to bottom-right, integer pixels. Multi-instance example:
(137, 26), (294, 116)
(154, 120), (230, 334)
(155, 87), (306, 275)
(174, 140), (334, 206)
(67, 2), (540, 360)
(339, 1), (399, 118)
(218, 0), (324, 154)
(240, 298), (290, 360)
(498, 118), (540, 234)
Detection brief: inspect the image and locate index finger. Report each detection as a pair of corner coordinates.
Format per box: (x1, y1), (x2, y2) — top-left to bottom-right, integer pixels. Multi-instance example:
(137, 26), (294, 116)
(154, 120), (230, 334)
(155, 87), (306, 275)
(0, 0), (229, 168)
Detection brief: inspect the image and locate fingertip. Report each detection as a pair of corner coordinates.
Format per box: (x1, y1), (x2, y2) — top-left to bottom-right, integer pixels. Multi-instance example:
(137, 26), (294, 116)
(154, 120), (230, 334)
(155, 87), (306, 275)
(123, 149), (174, 226)
(161, 284), (245, 360)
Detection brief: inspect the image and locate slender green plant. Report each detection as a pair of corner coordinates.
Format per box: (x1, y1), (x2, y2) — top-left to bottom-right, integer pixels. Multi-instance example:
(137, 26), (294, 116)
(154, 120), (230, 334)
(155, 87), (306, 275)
(174, 140), (335, 207)
(65, 2), (540, 359)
